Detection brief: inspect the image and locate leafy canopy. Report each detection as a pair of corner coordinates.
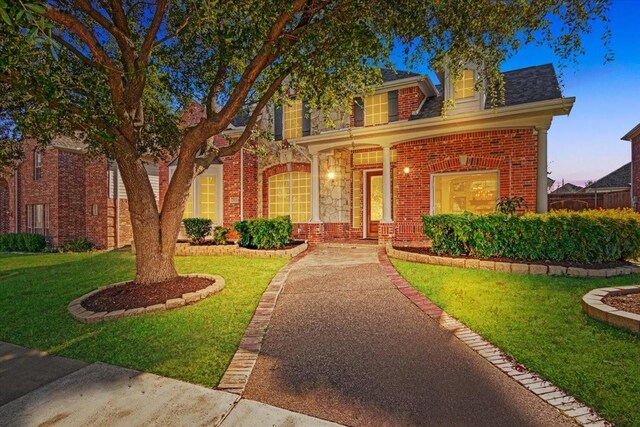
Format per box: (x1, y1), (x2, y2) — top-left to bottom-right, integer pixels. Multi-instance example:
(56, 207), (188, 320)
(0, 0), (612, 167)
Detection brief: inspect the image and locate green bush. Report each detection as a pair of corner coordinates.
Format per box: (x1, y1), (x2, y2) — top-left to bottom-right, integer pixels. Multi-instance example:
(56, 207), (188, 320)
(183, 218), (212, 245)
(0, 233), (46, 252)
(422, 209), (640, 264)
(212, 226), (229, 245)
(59, 238), (95, 252)
(234, 216), (292, 249)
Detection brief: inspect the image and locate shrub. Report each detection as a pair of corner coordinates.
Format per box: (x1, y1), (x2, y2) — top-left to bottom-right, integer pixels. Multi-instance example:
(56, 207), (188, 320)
(496, 196), (527, 214)
(59, 238), (95, 252)
(183, 218), (212, 245)
(422, 209), (640, 264)
(212, 226), (229, 245)
(0, 233), (46, 252)
(234, 216), (292, 249)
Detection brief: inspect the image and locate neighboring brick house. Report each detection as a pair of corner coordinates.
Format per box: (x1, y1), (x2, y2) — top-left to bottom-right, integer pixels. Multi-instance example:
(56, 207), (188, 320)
(623, 124), (640, 211)
(0, 63), (574, 247)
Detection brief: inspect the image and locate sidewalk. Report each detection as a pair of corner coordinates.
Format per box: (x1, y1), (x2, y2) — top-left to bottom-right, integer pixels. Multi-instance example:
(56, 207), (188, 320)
(243, 246), (576, 426)
(0, 342), (340, 427)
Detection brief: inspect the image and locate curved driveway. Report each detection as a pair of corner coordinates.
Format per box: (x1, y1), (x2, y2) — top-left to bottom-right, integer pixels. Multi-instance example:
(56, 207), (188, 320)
(244, 246), (575, 427)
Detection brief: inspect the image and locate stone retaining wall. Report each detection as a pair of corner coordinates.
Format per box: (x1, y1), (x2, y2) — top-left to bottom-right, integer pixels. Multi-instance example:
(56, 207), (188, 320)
(582, 286), (640, 333)
(174, 242), (308, 258)
(387, 246), (640, 278)
(68, 274), (224, 323)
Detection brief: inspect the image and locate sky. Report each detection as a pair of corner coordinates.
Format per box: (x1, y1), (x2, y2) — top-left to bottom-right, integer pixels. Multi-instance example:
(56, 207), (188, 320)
(394, 0), (640, 187)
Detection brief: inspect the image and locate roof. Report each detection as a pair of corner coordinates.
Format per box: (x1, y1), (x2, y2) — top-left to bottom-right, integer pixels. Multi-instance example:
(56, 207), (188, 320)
(51, 135), (87, 152)
(380, 68), (421, 83)
(582, 163), (631, 190)
(551, 183), (583, 194)
(411, 63), (562, 120)
(622, 123), (640, 141)
(547, 177), (555, 187)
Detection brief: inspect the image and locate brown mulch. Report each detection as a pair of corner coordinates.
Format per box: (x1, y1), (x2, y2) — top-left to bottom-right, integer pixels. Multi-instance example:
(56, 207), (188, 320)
(242, 241), (305, 251)
(603, 292), (640, 315)
(393, 246), (631, 270)
(81, 276), (214, 312)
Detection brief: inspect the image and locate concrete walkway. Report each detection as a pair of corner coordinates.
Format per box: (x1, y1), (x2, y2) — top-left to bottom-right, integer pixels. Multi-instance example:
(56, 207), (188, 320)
(0, 342), (340, 426)
(243, 246), (576, 427)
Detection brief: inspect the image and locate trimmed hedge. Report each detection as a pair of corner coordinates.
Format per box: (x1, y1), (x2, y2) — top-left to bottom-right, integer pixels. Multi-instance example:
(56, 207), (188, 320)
(234, 216), (292, 249)
(0, 233), (47, 252)
(183, 218), (212, 245)
(422, 209), (640, 264)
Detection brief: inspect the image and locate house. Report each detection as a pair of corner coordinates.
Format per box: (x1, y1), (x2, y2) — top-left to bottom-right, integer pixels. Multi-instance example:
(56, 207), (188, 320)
(580, 163), (631, 194)
(622, 124), (640, 210)
(0, 63), (574, 247)
(551, 182), (583, 194)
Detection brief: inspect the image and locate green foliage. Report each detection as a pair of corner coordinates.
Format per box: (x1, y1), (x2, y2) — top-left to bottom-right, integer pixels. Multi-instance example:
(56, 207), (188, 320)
(212, 226), (228, 245)
(495, 196), (527, 215)
(59, 238), (94, 253)
(422, 209), (640, 263)
(182, 218), (212, 245)
(0, 233), (46, 252)
(234, 216), (292, 249)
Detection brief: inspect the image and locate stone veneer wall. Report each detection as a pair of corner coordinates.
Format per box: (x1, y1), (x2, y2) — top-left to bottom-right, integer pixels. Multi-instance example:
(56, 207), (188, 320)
(319, 149), (351, 223)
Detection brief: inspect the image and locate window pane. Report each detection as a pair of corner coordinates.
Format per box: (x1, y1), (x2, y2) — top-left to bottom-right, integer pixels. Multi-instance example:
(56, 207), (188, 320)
(199, 176), (216, 221)
(370, 175), (383, 221)
(284, 100), (303, 139)
(365, 94), (388, 126)
(269, 173), (290, 219)
(454, 69), (475, 100)
(290, 172), (310, 223)
(433, 172), (498, 214)
(183, 184), (194, 219)
(353, 171), (361, 228)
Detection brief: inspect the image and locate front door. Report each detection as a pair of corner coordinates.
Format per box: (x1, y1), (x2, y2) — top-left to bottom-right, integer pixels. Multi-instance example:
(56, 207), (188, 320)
(367, 172), (383, 238)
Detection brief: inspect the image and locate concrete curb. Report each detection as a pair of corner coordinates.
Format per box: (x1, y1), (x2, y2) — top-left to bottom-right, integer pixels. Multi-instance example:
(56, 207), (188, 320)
(217, 247), (312, 395)
(68, 274), (225, 323)
(387, 245), (640, 279)
(379, 249), (611, 427)
(582, 286), (640, 333)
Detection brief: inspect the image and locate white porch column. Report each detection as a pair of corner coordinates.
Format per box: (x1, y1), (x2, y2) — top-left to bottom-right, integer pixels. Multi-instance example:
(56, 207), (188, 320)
(536, 126), (549, 213)
(310, 152), (322, 223)
(382, 145), (393, 223)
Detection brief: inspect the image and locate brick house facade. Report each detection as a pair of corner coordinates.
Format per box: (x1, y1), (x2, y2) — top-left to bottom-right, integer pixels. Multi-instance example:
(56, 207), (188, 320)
(0, 64), (574, 247)
(622, 123), (640, 211)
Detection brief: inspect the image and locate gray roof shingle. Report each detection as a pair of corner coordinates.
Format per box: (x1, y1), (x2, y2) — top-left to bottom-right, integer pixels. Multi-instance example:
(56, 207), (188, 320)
(380, 68), (421, 82)
(582, 163), (631, 190)
(551, 183), (583, 194)
(410, 63), (562, 120)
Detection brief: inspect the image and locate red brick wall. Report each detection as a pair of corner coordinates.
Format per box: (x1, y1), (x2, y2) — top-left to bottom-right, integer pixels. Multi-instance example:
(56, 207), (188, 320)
(242, 150), (259, 220)
(0, 172), (16, 234)
(632, 135), (640, 211)
(85, 157), (109, 248)
(398, 86), (425, 121)
(393, 128), (538, 241)
(57, 150), (87, 244)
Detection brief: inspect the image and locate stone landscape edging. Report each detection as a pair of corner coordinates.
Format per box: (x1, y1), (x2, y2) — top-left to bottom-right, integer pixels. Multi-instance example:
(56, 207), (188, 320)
(174, 242), (308, 258)
(582, 286), (640, 333)
(379, 249), (610, 427)
(68, 273), (225, 323)
(217, 247), (311, 395)
(387, 245), (640, 278)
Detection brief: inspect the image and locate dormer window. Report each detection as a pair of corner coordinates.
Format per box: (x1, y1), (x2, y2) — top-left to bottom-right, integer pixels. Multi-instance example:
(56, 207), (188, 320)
(454, 69), (475, 100)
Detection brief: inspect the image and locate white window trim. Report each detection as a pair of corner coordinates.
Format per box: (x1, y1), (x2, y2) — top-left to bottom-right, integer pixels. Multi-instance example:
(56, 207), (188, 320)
(170, 164), (224, 226)
(430, 169), (500, 215)
(362, 168), (382, 238)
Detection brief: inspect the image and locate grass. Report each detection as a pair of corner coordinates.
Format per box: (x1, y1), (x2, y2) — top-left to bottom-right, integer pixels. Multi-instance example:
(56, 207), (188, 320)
(392, 259), (640, 427)
(0, 250), (287, 387)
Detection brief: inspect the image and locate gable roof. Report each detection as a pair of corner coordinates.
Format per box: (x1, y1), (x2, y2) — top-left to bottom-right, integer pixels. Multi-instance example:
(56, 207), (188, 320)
(51, 135), (87, 152)
(380, 68), (421, 82)
(410, 63), (562, 120)
(582, 163), (631, 190)
(551, 183), (583, 194)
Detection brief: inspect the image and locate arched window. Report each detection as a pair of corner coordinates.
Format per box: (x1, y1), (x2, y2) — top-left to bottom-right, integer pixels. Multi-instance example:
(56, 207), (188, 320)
(268, 171), (311, 223)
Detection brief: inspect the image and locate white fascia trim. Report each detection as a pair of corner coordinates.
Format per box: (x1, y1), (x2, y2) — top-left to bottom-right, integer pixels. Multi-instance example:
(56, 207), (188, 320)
(622, 123), (640, 141)
(297, 97), (575, 149)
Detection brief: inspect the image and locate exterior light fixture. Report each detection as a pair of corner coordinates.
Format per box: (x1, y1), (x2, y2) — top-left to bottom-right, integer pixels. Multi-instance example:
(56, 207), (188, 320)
(327, 171), (336, 181)
(403, 166), (410, 175)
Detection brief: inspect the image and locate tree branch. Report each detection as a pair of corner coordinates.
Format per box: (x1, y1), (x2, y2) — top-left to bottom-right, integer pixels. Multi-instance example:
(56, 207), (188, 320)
(50, 33), (102, 70)
(153, 15), (190, 47)
(138, 0), (168, 66)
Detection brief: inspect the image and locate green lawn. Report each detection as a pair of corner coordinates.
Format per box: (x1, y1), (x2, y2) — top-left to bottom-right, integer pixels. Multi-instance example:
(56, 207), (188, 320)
(0, 250), (286, 387)
(392, 260), (640, 427)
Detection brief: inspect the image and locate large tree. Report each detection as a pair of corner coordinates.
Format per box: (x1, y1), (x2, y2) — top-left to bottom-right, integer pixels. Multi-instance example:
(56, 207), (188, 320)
(0, 0), (611, 284)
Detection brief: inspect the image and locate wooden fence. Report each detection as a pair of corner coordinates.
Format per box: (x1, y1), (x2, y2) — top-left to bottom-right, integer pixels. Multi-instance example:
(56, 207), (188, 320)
(548, 189), (631, 211)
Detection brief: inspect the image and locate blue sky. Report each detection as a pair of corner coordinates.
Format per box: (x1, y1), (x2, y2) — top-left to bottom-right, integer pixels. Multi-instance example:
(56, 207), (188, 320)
(397, 0), (640, 187)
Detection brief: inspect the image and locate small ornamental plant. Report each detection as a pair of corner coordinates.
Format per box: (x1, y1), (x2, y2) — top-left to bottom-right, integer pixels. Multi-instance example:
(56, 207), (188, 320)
(182, 218), (212, 245)
(212, 226), (229, 245)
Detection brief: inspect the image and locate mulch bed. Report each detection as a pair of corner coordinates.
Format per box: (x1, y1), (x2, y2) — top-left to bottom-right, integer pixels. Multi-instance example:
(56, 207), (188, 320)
(242, 241), (305, 251)
(393, 246), (630, 270)
(603, 292), (640, 315)
(81, 276), (214, 312)
(177, 240), (236, 246)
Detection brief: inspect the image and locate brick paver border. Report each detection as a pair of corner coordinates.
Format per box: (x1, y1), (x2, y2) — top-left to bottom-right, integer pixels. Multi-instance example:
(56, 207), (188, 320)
(217, 247), (312, 394)
(379, 249), (611, 427)
(134, 242), (309, 258)
(68, 274), (224, 323)
(388, 245), (640, 279)
(583, 286), (640, 333)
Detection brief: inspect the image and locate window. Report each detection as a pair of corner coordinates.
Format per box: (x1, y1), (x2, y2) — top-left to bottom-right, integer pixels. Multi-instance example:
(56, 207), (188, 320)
(284, 99), (303, 140)
(199, 176), (216, 221)
(353, 171), (361, 228)
(454, 69), (475, 100)
(268, 171), (311, 223)
(181, 166), (222, 224)
(365, 93), (388, 126)
(34, 150), (42, 180)
(352, 149), (397, 165)
(432, 171), (498, 214)
(26, 204), (49, 236)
